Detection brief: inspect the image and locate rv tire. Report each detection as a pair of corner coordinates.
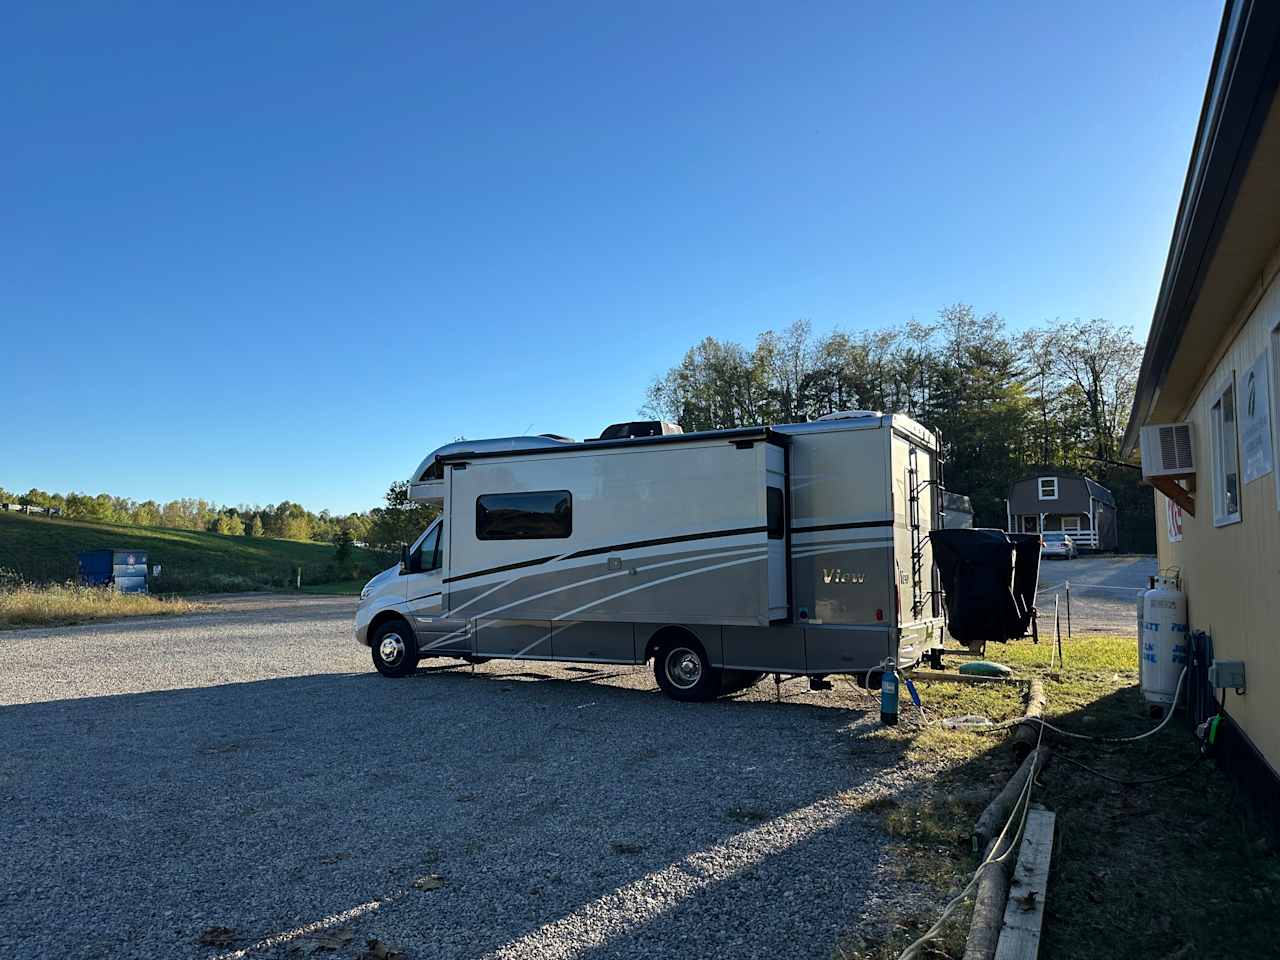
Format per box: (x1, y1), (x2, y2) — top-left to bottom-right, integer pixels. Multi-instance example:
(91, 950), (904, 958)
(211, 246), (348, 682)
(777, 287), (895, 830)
(654, 639), (721, 702)
(371, 619), (420, 678)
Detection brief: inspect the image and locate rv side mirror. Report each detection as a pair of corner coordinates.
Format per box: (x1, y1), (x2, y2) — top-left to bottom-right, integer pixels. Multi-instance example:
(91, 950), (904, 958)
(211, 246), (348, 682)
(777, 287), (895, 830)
(400, 544), (409, 573)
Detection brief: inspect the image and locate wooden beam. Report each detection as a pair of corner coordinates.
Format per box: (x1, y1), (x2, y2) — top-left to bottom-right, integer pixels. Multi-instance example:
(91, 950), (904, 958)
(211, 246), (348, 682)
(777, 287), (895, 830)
(1147, 475), (1195, 516)
(994, 807), (1056, 960)
(909, 669), (1023, 685)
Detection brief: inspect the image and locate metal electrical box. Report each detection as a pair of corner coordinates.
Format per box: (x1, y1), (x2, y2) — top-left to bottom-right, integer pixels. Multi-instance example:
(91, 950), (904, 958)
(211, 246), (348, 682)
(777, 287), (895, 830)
(1208, 659), (1246, 693)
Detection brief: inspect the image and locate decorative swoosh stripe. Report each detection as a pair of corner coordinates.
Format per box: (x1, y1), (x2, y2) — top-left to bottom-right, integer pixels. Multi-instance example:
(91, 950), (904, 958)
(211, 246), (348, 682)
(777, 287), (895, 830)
(790, 519), (893, 534)
(443, 525), (768, 584)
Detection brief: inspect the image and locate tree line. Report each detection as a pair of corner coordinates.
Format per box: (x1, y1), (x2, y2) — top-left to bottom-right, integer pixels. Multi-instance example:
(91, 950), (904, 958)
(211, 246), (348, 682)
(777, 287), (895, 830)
(6, 305), (1152, 557)
(0, 482), (437, 555)
(644, 305), (1152, 548)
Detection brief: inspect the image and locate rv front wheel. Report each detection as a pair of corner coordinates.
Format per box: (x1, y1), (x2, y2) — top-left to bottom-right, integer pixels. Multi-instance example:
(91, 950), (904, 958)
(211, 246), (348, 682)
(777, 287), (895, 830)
(654, 641), (720, 702)
(371, 619), (419, 678)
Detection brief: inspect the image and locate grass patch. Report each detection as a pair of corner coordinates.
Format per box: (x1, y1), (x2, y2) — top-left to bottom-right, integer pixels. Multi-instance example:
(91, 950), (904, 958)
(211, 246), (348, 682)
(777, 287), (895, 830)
(0, 511), (391, 594)
(0, 581), (207, 629)
(836, 635), (1280, 959)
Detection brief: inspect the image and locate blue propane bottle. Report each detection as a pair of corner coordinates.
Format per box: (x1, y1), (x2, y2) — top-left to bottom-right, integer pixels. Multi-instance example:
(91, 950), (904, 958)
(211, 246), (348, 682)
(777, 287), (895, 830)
(880, 660), (899, 726)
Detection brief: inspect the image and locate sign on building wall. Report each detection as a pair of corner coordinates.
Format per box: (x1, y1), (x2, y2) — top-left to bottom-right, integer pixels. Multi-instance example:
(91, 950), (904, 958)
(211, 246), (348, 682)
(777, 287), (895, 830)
(1165, 496), (1183, 543)
(1241, 350), (1274, 483)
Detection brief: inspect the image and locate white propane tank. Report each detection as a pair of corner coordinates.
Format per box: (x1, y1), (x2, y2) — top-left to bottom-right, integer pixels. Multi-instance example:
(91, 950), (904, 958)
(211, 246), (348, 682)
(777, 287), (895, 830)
(1140, 575), (1188, 706)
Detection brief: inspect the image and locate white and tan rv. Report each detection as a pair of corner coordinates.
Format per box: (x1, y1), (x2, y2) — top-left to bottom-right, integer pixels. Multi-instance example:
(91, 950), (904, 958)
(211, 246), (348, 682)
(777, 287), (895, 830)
(354, 411), (946, 700)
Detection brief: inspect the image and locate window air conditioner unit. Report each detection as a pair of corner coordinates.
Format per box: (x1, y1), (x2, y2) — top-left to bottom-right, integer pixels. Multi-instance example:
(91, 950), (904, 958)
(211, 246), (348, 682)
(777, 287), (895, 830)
(1139, 423), (1195, 478)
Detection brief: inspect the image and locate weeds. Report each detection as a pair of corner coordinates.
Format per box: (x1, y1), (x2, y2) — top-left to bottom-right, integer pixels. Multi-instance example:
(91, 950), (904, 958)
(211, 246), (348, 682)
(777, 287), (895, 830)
(0, 574), (205, 628)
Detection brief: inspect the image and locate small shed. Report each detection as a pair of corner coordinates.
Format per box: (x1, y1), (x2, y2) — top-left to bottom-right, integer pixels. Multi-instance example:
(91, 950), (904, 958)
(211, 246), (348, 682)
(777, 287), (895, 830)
(940, 490), (974, 529)
(1005, 469), (1117, 552)
(78, 549), (149, 593)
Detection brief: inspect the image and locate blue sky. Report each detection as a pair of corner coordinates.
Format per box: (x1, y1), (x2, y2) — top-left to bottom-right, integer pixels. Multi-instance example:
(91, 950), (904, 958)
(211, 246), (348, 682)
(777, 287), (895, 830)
(1, 2), (1222, 514)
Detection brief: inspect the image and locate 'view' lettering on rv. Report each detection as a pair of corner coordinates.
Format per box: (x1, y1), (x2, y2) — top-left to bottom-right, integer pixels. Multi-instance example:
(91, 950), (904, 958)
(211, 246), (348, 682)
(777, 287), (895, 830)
(354, 411), (945, 701)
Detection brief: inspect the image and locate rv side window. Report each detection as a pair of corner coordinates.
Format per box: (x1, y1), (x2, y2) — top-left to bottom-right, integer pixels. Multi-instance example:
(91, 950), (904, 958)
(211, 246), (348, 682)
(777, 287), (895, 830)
(767, 487), (784, 540)
(476, 491), (572, 540)
(412, 524), (441, 572)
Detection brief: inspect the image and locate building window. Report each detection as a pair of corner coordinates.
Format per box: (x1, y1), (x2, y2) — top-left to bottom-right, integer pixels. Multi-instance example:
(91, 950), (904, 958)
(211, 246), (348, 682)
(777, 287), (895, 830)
(1038, 477), (1058, 500)
(476, 491), (572, 540)
(1061, 516), (1080, 531)
(1210, 379), (1242, 526)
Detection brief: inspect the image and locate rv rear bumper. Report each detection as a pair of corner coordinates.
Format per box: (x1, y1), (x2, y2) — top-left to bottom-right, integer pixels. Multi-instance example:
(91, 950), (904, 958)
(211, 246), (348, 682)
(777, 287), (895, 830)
(896, 618), (946, 668)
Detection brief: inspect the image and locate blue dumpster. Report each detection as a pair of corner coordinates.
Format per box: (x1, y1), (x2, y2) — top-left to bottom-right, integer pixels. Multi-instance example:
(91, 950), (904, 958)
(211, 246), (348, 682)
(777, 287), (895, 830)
(77, 549), (149, 594)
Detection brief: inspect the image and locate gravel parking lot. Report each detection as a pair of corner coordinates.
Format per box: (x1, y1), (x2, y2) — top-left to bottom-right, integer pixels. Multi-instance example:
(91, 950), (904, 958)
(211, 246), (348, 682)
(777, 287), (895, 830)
(0, 596), (921, 960)
(1034, 554), (1157, 635)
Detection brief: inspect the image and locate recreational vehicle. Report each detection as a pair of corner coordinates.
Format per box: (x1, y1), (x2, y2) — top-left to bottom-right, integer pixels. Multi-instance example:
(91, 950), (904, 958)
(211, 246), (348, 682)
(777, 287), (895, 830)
(354, 411), (946, 701)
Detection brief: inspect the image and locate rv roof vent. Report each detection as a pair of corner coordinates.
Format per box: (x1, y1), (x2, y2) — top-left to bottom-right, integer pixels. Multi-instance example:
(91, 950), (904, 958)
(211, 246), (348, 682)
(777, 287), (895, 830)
(538, 433), (575, 442)
(1139, 423), (1195, 478)
(595, 420), (684, 441)
(815, 410), (883, 421)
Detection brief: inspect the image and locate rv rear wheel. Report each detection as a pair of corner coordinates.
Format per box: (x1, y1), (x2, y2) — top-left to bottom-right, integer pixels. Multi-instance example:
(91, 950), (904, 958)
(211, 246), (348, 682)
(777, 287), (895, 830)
(371, 619), (420, 678)
(654, 641), (721, 702)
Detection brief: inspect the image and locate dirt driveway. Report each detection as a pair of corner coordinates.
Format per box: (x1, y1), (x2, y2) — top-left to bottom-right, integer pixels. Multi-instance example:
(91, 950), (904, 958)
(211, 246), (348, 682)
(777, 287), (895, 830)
(1, 595), (925, 960)
(1033, 553), (1156, 635)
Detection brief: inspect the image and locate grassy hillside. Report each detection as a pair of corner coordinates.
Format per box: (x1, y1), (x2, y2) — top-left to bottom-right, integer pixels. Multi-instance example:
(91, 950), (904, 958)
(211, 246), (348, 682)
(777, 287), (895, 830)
(0, 512), (392, 593)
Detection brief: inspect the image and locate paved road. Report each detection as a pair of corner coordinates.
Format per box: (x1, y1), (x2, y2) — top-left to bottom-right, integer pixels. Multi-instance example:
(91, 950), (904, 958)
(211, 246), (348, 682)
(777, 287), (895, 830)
(1034, 554), (1157, 634)
(0, 596), (919, 960)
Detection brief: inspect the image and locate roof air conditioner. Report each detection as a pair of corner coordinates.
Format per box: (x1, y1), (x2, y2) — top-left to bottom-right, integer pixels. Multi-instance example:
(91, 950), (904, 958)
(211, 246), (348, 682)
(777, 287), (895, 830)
(1139, 423), (1195, 478)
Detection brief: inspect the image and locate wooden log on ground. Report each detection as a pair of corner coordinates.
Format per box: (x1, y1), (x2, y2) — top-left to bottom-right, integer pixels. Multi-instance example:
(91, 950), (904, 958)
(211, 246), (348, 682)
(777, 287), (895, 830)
(964, 831), (1017, 960)
(965, 750), (1051, 960)
(972, 747), (1051, 855)
(1012, 679), (1046, 759)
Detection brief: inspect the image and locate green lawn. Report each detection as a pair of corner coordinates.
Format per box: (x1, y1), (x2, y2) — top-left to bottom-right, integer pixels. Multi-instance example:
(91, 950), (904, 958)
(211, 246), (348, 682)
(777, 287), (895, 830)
(0, 512), (391, 594)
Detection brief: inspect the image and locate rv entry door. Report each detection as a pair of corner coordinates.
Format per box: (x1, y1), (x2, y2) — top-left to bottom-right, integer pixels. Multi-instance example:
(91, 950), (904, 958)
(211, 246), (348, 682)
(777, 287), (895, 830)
(404, 521), (471, 656)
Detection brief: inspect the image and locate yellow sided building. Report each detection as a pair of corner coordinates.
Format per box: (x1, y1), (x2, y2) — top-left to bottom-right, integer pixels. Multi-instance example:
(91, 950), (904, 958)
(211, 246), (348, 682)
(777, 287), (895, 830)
(1125, 0), (1280, 823)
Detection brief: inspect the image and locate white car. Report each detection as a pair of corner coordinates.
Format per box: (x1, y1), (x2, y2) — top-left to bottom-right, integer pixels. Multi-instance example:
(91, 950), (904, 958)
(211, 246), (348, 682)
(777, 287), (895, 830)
(1040, 532), (1077, 559)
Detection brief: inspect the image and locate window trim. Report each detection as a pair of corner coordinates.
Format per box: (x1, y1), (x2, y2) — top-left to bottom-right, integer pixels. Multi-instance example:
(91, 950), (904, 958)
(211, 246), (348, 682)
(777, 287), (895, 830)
(407, 520), (442, 574)
(1037, 477), (1059, 501)
(1271, 327), (1280, 512)
(475, 490), (573, 541)
(1210, 374), (1242, 527)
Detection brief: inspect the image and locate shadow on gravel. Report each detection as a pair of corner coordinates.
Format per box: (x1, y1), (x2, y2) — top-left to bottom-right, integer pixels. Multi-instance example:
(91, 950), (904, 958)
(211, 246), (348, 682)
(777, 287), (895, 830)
(1, 663), (910, 960)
